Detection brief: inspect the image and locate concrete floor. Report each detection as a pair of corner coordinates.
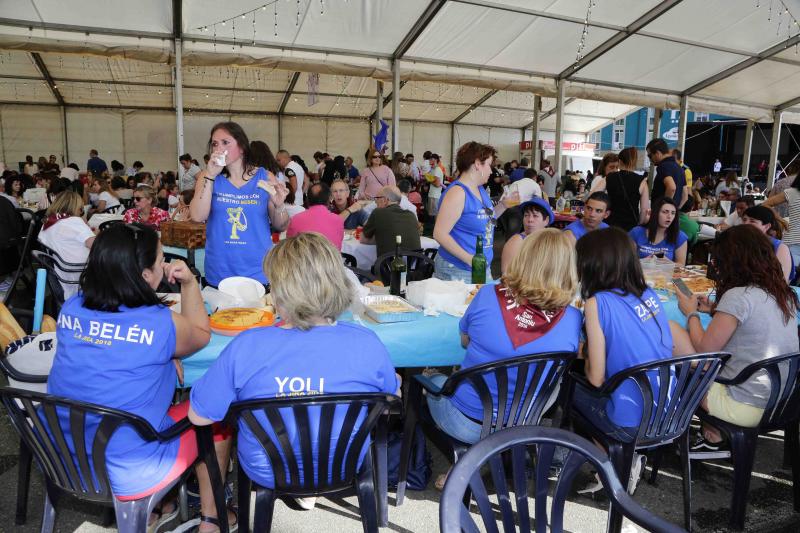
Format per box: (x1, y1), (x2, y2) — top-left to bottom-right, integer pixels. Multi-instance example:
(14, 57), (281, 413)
(0, 408), (797, 533)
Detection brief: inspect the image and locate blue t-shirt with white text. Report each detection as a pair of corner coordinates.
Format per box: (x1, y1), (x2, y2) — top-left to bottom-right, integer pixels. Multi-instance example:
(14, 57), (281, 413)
(629, 226), (688, 260)
(190, 323), (397, 489)
(48, 295), (178, 496)
(594, 288), (673, 428)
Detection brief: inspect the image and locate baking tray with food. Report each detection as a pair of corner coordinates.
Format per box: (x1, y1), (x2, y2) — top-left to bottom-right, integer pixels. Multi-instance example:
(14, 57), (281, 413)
(361, 295), (423, 323)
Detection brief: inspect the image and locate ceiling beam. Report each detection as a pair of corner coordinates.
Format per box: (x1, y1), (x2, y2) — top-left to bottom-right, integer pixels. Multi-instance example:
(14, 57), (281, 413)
(172, 0), (182, 40)
(452, 89), (499, 123)
(0, 17), (172, 39)
(684, 33), (800, 95)
(394, 0), (447, 58)
(29, 52), (64, 106)
(777, 95), (800, 112)
(278, 72), (301, 114)
(451, 0), (622, 31)
(521, 98), (575, 130)
(559, 0), (683, 80)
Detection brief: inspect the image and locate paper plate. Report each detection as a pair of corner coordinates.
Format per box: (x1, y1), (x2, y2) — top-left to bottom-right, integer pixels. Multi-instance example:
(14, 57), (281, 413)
(218, 276), (266, 301)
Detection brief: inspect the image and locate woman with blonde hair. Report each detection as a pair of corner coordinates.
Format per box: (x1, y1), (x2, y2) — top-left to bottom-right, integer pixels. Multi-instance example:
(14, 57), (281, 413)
(189, 232), (398, 500)
(37, 191), (95, 299)
(426, 228), (582, 445)
(122, 184), (170, 230)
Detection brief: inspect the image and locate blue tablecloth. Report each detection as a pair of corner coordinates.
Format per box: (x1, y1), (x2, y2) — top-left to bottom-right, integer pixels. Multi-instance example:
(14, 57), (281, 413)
(181, 311), (466, 387)
(179, 288), (800, 388)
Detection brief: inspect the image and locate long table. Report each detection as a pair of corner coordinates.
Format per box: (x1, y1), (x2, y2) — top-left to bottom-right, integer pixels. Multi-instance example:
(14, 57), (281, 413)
(181, 310), (465, 387)
(180, 291), (729, 388)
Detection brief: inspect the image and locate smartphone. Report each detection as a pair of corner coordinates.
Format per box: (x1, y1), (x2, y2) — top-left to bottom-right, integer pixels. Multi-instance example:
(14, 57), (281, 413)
(673, 279), (693, 298)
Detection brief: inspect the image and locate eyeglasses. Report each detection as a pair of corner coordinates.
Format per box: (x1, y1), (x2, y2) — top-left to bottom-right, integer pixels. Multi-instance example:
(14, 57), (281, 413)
(133, 196), (145, 201)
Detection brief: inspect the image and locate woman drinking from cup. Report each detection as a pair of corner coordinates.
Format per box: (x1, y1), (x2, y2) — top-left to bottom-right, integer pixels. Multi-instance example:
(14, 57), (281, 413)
(190, 122), (289, 287)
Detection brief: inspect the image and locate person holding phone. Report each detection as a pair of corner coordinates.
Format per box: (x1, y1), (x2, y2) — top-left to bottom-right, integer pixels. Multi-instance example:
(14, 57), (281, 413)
(190, 121), (289, 287)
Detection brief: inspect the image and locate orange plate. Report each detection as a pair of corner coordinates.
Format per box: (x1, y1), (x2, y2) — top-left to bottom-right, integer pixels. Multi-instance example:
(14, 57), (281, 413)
(209, 308), (275, 336)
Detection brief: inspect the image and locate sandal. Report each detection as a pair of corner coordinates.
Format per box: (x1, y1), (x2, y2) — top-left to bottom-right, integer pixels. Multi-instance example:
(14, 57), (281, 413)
(193, 504), (238, 533)
(148, 499), (179, 533)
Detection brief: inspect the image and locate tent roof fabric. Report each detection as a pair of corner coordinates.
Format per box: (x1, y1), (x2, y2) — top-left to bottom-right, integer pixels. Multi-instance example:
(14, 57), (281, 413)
(0, 0), (798, 131)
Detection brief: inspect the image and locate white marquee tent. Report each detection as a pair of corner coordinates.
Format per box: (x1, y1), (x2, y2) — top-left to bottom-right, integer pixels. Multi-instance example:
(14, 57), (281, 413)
(1, 0), (799, 180)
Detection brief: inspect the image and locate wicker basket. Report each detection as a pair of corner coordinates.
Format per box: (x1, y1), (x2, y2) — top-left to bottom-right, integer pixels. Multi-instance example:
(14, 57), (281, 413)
(160, 221), (206, 249)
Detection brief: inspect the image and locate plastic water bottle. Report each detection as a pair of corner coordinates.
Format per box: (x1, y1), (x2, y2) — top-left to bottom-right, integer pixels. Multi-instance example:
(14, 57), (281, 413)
(556, 196), (566, 214)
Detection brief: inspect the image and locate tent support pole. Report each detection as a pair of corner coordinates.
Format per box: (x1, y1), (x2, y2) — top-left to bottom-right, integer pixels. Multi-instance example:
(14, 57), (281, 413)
(554, 81), (565, 176)
(60, 105), (69, 165)
(677, 95), (688, 157)
(174, 38), (184, 159)
(768, 111), (783, 190)
(649, 108), (663, 188)
(742, 120), (754, 178)
(375, 81), (384, 139)
(450, 123), (455, 175)
(392, 60), (400, 153)
(531, 95), (542, 170)
(278, 115), (283, 148)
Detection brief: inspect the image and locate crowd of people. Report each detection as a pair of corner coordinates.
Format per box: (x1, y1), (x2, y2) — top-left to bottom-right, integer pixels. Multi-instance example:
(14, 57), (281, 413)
(1, 122), (798, 530)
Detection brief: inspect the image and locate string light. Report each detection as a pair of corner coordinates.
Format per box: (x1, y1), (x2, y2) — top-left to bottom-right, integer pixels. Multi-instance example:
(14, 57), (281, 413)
(756, 0), (800, 53)
(573, 0), (595, 70)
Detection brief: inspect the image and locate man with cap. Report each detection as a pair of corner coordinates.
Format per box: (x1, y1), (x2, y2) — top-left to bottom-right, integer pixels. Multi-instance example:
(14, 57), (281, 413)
(500, 197), (554, 274)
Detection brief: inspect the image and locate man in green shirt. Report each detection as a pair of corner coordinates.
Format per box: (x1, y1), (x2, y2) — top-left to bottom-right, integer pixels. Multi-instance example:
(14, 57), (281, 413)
(361, 185), (421, 258)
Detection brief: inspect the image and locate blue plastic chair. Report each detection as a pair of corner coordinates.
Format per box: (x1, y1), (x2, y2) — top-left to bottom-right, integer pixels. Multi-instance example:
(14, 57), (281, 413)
(570, 353), (729, 532)
(439, 425), (686, 533)
(0, 387), (226, 533)
(397, 351), (577, 506)
(691, 351), (800, 530)
(229, 392), (401, 533)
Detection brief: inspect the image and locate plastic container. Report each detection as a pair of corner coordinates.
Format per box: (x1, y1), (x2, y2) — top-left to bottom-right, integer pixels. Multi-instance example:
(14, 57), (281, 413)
(361, 295), (423, 323)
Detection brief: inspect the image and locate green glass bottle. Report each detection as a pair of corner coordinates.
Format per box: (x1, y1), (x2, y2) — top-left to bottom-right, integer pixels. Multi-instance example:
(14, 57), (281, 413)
(471, 235), (486, 284)
(390, 235), (407, 298)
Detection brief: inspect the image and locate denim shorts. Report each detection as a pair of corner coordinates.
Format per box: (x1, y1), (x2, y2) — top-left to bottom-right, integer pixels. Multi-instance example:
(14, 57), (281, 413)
(572, 384), (638, 443)
(434, 254), (492, 283)
(426, 374), (483, 444)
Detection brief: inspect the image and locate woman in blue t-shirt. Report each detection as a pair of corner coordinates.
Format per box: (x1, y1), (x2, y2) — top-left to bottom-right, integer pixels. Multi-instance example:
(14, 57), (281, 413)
(189, 233), (398, 501)
(574, 227), (678, 491)
(628, 197), (688, 264)
(433, 142), (516, 282)
(427, 229), (582, 449)
(190, 122), (290, 287)
(47, 223), (235, 532)
(741, 205), (794, 282)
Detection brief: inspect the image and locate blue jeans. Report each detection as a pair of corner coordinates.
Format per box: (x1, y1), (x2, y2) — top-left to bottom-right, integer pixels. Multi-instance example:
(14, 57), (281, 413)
(426, 374), (483, 444)
(434, 254), (492, 283)
(572, 383), (638, 443)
